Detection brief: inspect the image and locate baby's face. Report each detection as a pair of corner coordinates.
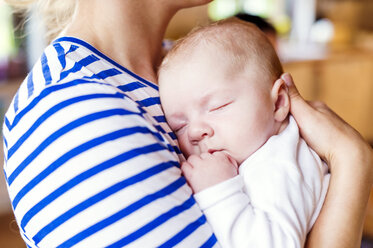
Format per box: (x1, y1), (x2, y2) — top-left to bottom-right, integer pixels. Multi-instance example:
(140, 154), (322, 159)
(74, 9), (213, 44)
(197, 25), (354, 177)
(159, 49), (277, 165)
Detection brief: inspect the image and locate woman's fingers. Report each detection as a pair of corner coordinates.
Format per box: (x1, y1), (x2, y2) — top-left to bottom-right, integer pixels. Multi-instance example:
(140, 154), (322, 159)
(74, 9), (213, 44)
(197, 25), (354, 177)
(281, 73), (328, 159)
(281, 72), (372, 173)
(307, 100), (327, 110)
(281, 73), (315, 118)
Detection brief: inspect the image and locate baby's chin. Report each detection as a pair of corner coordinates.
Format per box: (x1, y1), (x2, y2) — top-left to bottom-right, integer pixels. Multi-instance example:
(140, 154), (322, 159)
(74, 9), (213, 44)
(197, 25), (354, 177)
(234, 149), (259, 166)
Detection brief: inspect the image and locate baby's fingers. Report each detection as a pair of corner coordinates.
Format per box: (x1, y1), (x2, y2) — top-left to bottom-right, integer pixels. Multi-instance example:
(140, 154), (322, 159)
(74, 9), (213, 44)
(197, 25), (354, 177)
(181, 161), (193, 179)
(213, 151), (238, 169)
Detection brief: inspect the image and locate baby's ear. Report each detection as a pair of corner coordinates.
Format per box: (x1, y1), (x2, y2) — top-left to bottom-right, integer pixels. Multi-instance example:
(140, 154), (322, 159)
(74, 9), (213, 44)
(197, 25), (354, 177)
(271, 78), (290, 122)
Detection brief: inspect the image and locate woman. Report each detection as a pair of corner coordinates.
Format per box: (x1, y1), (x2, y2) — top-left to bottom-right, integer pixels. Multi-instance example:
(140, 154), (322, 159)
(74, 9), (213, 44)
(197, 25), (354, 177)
(3, 0), (372, 247)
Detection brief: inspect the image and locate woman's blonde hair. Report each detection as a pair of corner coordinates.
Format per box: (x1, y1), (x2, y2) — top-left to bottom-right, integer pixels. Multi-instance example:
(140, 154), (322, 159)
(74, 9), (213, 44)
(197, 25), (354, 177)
(5, 0), (77, 42)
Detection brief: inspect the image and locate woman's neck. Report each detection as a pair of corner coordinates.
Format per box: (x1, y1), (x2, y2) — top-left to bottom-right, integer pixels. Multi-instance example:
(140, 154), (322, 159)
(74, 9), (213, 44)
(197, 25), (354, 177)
(62, 0), (177, 83)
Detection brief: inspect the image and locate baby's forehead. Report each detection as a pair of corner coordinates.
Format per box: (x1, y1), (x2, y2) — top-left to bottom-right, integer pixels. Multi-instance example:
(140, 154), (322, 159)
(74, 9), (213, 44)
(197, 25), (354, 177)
(167, 42), (215, 64)
(162, 43), (241, 76)
(159, 46), (214, 83)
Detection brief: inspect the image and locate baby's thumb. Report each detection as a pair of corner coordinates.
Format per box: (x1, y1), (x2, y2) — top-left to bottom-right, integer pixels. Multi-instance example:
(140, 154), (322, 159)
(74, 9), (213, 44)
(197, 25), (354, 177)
(181, 161), (193, 178)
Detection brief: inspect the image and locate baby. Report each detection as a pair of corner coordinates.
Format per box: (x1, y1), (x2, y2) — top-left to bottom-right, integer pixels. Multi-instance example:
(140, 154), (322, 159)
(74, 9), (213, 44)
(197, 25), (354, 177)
(158, 20), (329, 248)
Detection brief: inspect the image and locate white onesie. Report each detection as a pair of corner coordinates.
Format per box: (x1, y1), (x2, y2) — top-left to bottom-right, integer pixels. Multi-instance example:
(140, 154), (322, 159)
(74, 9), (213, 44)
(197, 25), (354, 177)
(194, 116), (330, 248)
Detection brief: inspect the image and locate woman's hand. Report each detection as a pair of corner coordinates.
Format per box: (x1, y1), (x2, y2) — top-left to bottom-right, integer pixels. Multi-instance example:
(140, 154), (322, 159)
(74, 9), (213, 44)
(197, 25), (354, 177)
(281, 72), (373, 248)
(281, 72), (372, 172)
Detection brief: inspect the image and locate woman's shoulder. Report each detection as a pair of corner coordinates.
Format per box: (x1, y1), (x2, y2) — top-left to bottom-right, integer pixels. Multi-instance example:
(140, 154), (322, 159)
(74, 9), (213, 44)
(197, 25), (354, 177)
(5, 37), (160, 127)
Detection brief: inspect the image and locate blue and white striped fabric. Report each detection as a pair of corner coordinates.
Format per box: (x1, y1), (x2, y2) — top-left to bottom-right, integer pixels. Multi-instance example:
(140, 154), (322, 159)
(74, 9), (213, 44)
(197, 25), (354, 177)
(2, 37), (218, 248)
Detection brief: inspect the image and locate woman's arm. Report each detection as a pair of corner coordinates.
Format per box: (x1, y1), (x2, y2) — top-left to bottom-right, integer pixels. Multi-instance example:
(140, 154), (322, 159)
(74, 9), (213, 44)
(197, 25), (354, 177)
(282, 73), (373, 248)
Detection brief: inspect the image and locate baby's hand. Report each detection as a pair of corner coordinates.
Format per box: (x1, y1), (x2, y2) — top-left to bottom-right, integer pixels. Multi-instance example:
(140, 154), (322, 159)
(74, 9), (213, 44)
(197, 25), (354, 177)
(181, 152), (238, 193)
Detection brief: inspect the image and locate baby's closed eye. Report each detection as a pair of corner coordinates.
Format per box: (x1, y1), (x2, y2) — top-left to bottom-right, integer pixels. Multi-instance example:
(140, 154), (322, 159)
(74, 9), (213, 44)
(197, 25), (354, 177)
(174, 124), (186, 134)
(209, 101), (234, 112)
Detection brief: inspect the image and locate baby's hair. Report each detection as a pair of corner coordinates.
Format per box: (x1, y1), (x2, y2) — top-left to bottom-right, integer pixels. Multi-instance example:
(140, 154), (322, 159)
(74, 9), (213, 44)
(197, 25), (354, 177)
(159, 18), (283, 84)
(235, 13), (277, 36)
(5, 0), (77, 42)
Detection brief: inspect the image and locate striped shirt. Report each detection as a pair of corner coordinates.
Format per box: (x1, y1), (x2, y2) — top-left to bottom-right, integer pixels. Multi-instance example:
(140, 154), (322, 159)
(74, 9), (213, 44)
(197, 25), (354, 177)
(2, 37), (218, 248)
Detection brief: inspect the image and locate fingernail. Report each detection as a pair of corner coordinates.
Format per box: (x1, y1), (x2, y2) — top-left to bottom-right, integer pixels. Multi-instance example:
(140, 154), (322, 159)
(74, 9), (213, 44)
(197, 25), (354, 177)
(281, 73), (292, 86)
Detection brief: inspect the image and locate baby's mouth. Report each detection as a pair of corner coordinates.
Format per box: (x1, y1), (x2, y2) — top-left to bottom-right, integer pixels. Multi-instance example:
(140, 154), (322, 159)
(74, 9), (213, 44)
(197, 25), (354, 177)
(207, 149), (222, 154)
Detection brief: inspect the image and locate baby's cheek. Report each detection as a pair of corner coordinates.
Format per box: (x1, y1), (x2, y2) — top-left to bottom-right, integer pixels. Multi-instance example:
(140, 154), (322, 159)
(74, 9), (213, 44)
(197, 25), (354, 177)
(179, 141), (201, 158)
(178, 137), (192, 157)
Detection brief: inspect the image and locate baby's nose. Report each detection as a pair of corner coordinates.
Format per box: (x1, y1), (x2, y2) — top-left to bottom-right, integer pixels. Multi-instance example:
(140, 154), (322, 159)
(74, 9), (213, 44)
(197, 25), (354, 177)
(188, 122), (213, 143)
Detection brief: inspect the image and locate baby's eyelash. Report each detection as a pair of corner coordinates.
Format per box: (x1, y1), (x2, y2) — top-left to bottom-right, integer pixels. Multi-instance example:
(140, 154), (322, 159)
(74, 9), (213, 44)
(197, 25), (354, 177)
(210, 101), (233, 112)
(174, 125), (186, 133)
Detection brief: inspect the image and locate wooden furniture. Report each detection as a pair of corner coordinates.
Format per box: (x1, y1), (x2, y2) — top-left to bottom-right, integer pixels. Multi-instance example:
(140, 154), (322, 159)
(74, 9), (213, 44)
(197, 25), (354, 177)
(283, 50), (373, 142)
(0, 79), (22, 214)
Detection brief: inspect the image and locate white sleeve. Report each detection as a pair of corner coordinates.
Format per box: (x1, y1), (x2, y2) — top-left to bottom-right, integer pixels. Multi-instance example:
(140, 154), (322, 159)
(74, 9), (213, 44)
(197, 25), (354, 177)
(194, 160), (317, 248)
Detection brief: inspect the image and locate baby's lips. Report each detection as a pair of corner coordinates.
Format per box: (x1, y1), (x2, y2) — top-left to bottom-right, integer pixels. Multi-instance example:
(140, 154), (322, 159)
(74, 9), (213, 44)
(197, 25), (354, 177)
(207, 149), (220, 154)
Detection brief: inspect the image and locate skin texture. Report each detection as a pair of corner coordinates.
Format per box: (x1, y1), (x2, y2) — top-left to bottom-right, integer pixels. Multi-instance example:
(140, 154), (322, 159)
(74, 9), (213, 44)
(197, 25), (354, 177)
(59, 0), (372, 246)
(159, 45), (290, 192)
(63, 0), (212, 83)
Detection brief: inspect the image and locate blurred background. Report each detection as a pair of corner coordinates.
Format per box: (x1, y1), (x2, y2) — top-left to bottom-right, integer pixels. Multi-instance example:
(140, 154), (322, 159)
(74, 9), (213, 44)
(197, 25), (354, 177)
(0, 0), (372, 246)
